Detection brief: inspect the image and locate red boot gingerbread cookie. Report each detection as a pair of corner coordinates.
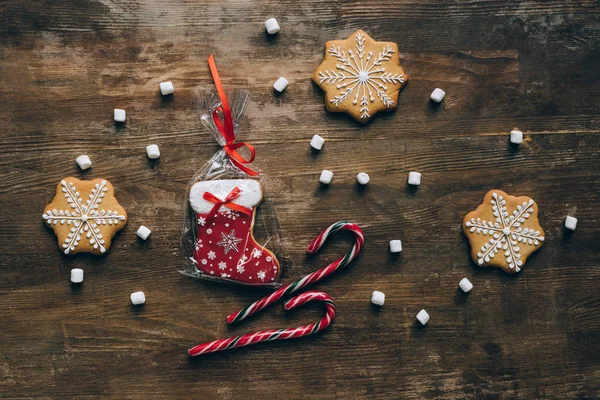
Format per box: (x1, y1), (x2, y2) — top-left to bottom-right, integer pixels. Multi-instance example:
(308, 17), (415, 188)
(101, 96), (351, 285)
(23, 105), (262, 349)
(189, 179), (280, 284)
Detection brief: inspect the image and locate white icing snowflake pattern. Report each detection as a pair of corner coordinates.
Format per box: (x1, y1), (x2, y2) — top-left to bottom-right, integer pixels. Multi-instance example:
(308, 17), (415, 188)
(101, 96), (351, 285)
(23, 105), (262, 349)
(252, 249), (262, 258)
(318, 32), (405, 119)
(224, 210), (240, 220)
(465, 192), (545, 272)
(198, 217), (206, 226)
(42, 180), (126, 254)
(195, 239), (203, 251)
(236, 264), (245, 274)
(216, 230), (242, 254)
(207, 250), (216, 260)
(218, 261), (227, 270)
(257, 271), (266, 281)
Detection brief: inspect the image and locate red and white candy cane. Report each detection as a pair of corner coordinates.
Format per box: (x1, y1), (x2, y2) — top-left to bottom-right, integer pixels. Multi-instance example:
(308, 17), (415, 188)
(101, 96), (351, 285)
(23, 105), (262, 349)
(226, 221), (363, 324)
(188, 291), (335, 357)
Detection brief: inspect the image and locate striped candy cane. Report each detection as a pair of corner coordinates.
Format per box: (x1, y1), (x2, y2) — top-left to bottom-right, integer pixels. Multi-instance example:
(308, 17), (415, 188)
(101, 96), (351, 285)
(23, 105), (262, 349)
(188, 291), (335, 357)
(226, 221), (363, 324)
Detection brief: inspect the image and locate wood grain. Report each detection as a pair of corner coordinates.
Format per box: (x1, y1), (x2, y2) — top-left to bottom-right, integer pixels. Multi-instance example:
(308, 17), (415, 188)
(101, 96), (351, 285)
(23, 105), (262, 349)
(1, 0), (599, 398)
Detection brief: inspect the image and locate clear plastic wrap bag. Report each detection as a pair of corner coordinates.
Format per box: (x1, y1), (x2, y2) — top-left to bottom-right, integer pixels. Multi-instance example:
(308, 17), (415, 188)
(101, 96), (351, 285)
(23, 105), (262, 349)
(180, 57), (285, 287)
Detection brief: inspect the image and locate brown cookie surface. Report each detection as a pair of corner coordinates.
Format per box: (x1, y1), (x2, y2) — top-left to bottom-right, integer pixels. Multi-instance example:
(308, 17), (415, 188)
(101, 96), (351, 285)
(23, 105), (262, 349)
(462, 190), (545, 273)
(42, 177), (127, 255)
(312, 30), (408, 123)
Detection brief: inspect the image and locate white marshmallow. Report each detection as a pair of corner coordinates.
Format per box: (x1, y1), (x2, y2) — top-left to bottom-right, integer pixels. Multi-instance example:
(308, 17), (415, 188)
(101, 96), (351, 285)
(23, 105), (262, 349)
(356, 172), (370, 185)
(459, 278), (473, 293)
(389, 240), (402, 253)
(114, 109), (126, 122)
(310, 134), (325, 150)
(159, 81), (174, 95)
(264, 18), (280, 34)
(565, 216), (577, 231)
(136, 225), (151, 240)
(430, 88), (445, 103)
(146, 144), (160, 159)
(510, 130), (523, 144)
(76, 155), (92, 170)
(273, 77), (288, 92)
(70, 268), (84, 284)
(130, 291), (146, 305)
(416, 309), (430, 325)
(319, 170), (333, 184)
(408, 171), (421, 186)
(371, 291), (385, 306)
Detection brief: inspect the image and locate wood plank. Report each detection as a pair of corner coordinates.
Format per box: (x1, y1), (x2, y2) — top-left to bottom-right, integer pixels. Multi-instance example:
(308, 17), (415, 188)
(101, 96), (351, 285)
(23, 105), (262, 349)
(1, 0), (599, 398)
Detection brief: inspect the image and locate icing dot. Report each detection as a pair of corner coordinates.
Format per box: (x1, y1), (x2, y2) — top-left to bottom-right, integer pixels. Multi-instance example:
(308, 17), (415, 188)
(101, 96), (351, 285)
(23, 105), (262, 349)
(206, 228), (212, 234)
(358, 71), (369, 83)
(225, 223), (229, 227)
(266, 256), (272, 262)
(81, 215), (88, 222)
(502, 227), (511, 236)
(201, 259), (207, 265)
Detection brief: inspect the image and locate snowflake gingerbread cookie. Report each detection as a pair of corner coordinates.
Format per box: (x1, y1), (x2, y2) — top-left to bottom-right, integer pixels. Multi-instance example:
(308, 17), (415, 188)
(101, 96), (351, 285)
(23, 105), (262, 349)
(42, 177), (127, 255)
(312, 30), (408, 123)
(189, 179), (280, 285)
(463, 190), (545, 273)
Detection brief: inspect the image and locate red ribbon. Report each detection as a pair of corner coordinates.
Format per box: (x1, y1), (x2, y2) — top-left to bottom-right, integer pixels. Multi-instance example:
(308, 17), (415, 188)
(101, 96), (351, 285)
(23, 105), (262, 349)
(203, 186), (252, 221)
(207, 55), (258, 176)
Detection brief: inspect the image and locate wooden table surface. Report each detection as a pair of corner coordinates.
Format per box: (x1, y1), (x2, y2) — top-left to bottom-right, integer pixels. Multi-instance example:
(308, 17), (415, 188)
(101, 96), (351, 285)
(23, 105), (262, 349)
(2, 1), (599, 398)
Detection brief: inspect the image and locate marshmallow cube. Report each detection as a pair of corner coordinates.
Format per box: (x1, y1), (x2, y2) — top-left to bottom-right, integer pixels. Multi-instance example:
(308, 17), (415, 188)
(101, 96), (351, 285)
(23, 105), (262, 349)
(114, 109), (126, 122)
(371, 291), (385, 306)
(408, 171), (422, 186)
(70, 268), (84, 284)
(430, 88), (446, 103)
(159, 81), (174, 95)
(264, 18), (280, 34)
(357, 172), (370, 185)
(136, 225), (151, 240)
(416, 309), (430, 325)
(510, 130), (523, 144)
(565, 216), (578, 231)
(146, 144), (160, 159)
(273, 77), (288, 92)
(310, 134), (325, 150)
(130, 291), (146, 305)
(389, 240), (402, 253)
(76, 155), (92, 170)
(319, 170), (333, 184)
(459, 278), (473, 293)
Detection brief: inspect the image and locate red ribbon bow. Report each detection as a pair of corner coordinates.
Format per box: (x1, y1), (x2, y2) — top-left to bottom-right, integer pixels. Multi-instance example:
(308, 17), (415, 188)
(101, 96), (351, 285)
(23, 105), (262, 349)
(203, 186), (252, 221)
(207, 55), (258, 176)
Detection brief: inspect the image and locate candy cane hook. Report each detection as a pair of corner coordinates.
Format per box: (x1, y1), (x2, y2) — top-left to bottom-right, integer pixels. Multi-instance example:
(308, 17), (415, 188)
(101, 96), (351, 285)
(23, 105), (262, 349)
(188, 291), (335, 357)
(227, 221), (363, 325)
